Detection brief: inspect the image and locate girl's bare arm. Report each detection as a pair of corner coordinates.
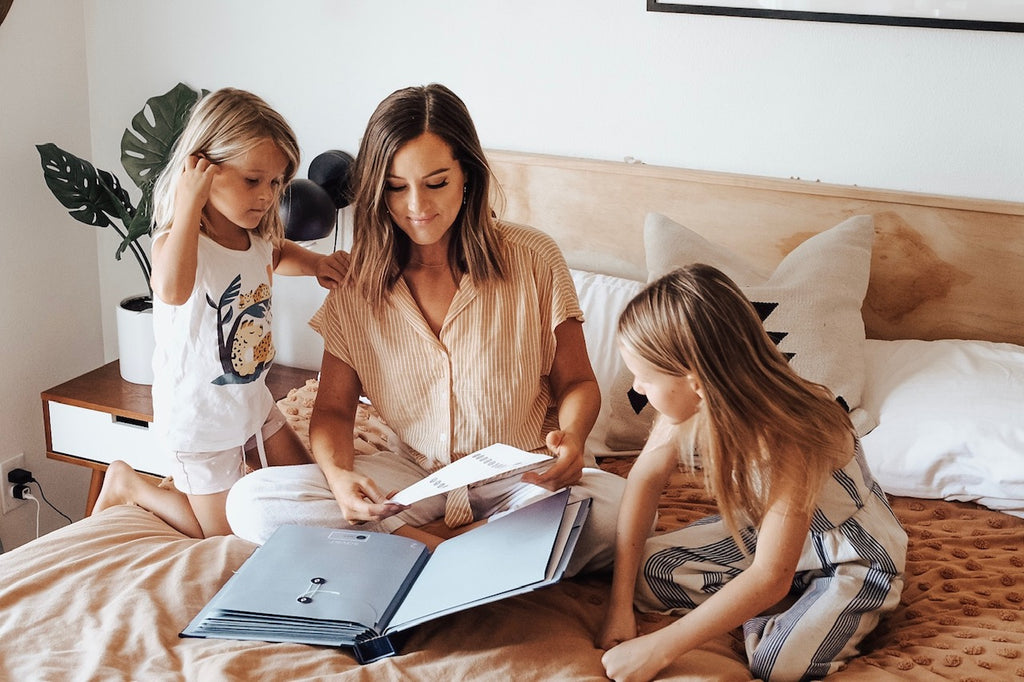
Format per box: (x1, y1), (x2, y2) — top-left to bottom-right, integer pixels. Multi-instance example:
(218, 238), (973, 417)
(151, 155), (216, 304)
(273, 240), (349, 288)
(598, 418), (680, 650)
(602, 471), (812, 681)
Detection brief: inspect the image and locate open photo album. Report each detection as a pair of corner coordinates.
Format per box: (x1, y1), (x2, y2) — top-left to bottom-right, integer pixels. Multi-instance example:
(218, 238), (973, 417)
(181, 488), (590, 663)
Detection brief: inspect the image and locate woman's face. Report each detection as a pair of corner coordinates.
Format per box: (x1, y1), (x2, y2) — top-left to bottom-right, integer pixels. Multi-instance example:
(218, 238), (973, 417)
(384, 132), (466, 248)
(619, 343), (703, 425)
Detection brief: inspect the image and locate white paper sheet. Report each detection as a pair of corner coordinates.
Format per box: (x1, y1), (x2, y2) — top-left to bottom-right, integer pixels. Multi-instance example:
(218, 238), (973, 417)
(390, 444), (551, 506)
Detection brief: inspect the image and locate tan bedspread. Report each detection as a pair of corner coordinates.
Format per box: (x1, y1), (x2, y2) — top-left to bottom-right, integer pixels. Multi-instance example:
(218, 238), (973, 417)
(1, 455), (1022, 680)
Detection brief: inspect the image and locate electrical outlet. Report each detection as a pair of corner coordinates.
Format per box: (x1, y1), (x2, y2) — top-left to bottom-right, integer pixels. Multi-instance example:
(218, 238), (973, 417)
(1, 454), (27, 514)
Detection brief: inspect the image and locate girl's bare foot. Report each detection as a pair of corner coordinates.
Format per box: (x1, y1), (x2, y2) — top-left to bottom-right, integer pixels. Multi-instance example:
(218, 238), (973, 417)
(91, 460), (204, 538)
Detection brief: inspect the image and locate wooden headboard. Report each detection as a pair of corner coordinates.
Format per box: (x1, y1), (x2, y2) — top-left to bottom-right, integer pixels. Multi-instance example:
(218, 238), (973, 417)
(487, 150), (1024, 346)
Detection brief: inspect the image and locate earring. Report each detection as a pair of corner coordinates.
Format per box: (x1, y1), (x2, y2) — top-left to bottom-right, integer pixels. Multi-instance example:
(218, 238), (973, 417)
(462, 184), (468, 206)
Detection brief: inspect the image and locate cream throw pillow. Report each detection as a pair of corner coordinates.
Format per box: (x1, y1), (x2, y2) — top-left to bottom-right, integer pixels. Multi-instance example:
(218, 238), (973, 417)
(571, 269), (648, 457)
(631, 212), (876, 438)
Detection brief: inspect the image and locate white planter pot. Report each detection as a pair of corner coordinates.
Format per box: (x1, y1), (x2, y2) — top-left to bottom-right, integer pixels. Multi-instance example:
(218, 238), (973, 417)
(116, 294), (155, 385)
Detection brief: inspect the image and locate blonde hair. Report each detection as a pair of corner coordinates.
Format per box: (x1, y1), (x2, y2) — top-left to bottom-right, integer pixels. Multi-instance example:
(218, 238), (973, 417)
(151, 88), (299, 242)
(349, 83), (506, 308)
(617, 264), (853, 541)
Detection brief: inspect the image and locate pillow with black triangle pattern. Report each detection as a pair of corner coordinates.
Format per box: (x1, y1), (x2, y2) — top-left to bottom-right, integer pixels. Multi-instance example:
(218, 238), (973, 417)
(604, 213), (876, 453)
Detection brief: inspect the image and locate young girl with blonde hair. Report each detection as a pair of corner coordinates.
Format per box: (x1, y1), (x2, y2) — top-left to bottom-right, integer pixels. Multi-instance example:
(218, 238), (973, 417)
(598, 263), (906, 682)
(94, 88), (347, 538)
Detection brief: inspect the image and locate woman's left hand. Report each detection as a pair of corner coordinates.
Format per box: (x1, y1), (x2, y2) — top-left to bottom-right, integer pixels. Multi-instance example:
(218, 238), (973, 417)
(521, 429), (585, 490)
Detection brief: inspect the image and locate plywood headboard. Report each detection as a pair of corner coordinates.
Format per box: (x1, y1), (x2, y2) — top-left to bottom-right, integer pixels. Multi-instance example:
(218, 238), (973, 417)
(487, 150), (1024, 346)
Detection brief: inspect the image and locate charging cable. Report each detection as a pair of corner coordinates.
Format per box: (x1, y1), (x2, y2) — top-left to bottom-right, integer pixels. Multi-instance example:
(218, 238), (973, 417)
(17, 489), (41, 539)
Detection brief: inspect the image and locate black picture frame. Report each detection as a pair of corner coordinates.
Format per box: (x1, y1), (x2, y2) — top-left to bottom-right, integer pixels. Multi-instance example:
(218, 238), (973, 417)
(647, 1), (1024, 33)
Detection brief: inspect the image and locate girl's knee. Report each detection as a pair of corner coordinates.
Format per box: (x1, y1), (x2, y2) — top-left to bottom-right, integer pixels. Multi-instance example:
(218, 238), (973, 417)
(105, 460), (135, 484)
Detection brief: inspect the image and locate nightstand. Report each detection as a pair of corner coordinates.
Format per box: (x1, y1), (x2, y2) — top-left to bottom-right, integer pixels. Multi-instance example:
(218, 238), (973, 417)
(42, 361), (317, 515)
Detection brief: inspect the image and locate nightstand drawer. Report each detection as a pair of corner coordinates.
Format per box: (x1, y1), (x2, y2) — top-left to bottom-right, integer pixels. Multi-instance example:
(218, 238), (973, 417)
(47, 401), (168, 477)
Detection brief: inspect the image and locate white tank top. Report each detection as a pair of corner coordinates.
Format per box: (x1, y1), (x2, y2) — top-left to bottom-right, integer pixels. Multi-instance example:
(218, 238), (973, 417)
(151, 232), (276, 451)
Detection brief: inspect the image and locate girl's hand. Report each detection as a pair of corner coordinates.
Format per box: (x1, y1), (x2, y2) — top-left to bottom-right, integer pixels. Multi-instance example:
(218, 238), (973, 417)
(596, 600), (638, 651)
(315, 250), (350, 288)
(324, 468), (406, 523)
(521, 429), (584, 491)
(602, 631), (671, 682)
(175, 154), (218, 221)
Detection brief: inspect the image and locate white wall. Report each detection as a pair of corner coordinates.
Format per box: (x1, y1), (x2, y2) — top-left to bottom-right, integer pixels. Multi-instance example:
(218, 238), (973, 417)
(81, 0), (1024, 363)
(0, 0), (99, 549)
(2, 0), (1021, 547)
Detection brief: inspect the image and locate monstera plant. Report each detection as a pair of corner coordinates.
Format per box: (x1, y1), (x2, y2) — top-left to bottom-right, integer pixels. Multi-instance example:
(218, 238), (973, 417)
(37, 82), (207, 383)
(37, 82), (206, 297)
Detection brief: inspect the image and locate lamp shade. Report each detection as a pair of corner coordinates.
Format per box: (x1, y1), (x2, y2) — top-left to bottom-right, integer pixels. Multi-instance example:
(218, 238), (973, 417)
(308, 150), (355, 209)
(280, 178), (336, 242)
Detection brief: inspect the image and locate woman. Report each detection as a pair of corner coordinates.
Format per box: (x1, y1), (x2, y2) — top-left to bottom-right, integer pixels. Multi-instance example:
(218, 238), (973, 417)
(226, 84), (624, 575)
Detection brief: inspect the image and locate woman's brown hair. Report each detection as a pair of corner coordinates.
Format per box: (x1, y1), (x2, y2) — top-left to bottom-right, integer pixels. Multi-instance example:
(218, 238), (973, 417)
(348, 83), (506, 308)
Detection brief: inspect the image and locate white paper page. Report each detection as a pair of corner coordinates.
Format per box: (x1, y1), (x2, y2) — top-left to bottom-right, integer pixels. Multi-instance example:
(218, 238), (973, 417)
(390, 443), (551, 506)
(545, 499), (585, 579)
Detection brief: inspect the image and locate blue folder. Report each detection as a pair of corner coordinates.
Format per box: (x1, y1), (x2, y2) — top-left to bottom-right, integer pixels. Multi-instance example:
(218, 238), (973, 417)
(181, 488), (590, 663)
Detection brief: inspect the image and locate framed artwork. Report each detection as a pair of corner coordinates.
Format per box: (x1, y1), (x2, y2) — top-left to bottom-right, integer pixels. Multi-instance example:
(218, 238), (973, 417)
(646, 1), (1024, 32)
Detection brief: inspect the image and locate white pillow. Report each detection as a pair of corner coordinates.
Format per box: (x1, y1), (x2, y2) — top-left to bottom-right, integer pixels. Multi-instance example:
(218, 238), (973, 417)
(860, 338), (1024, 517)
(571, 269), (648, 458)
(644, 212), (876, 435)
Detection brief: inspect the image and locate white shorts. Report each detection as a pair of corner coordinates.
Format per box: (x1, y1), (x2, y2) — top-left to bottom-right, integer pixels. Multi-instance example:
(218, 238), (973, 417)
(170, 405), (288, 496)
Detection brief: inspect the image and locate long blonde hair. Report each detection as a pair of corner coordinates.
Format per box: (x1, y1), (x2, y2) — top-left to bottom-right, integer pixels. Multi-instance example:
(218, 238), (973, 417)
(617, 264), (853, 539)
(151, 88), (299, 242)
(348, 83), (506, 308)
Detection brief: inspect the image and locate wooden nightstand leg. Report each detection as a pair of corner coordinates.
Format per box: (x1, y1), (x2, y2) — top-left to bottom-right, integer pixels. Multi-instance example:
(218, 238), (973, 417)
(85, 469), (105, 516)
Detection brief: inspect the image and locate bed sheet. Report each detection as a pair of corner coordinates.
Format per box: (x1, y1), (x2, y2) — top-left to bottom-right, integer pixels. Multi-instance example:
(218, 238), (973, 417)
(2, 380), (1022, 680)
(2, 459), (1023, 680)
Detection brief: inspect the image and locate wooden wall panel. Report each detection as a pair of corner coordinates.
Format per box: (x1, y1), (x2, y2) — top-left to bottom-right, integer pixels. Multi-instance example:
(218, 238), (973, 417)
(488, 150), (1024, 345)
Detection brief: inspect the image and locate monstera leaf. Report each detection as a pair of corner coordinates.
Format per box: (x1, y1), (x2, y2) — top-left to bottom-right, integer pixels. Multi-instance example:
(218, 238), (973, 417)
(119, 191), (153, 260)
(121, 82), (206, 192)
(36, 143), (134, 228)
(38, 82), (206, 293)
(120, 82), (207, 239)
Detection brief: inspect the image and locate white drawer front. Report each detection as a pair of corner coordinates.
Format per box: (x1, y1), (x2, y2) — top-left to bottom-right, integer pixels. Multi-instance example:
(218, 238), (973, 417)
(48, 401), (168, 477)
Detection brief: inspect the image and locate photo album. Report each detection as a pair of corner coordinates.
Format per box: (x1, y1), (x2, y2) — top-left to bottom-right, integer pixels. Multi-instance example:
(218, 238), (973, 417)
(181, 445), (590, 663)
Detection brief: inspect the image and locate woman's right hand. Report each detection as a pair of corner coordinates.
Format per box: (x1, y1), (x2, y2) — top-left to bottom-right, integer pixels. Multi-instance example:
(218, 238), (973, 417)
(324, 467), (407, 523)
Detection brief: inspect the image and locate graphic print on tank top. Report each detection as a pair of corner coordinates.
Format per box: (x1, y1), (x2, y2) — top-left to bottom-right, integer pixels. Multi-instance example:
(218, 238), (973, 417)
(207, 273), (275, 384)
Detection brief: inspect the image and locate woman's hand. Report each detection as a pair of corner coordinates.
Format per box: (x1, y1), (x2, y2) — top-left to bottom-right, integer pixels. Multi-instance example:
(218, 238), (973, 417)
(315, 250), (350, 288)
(323, 467), (406, 524)
(521, 429), (584, 491)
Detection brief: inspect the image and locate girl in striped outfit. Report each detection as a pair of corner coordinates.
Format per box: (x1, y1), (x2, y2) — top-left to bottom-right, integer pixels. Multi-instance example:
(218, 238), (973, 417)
(598, 264), (906, 682)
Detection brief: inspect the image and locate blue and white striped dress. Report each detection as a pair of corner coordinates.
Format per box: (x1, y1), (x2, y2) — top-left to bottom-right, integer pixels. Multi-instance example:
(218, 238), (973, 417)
(636, 441), (907, 681)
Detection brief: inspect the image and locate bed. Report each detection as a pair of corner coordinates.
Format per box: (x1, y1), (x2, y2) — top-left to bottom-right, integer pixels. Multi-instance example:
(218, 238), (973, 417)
(2, 150), (1023, 681)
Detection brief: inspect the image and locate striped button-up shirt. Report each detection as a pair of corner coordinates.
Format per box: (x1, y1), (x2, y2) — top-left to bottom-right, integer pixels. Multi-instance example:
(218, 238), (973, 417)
(310, 221), (583, 470)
